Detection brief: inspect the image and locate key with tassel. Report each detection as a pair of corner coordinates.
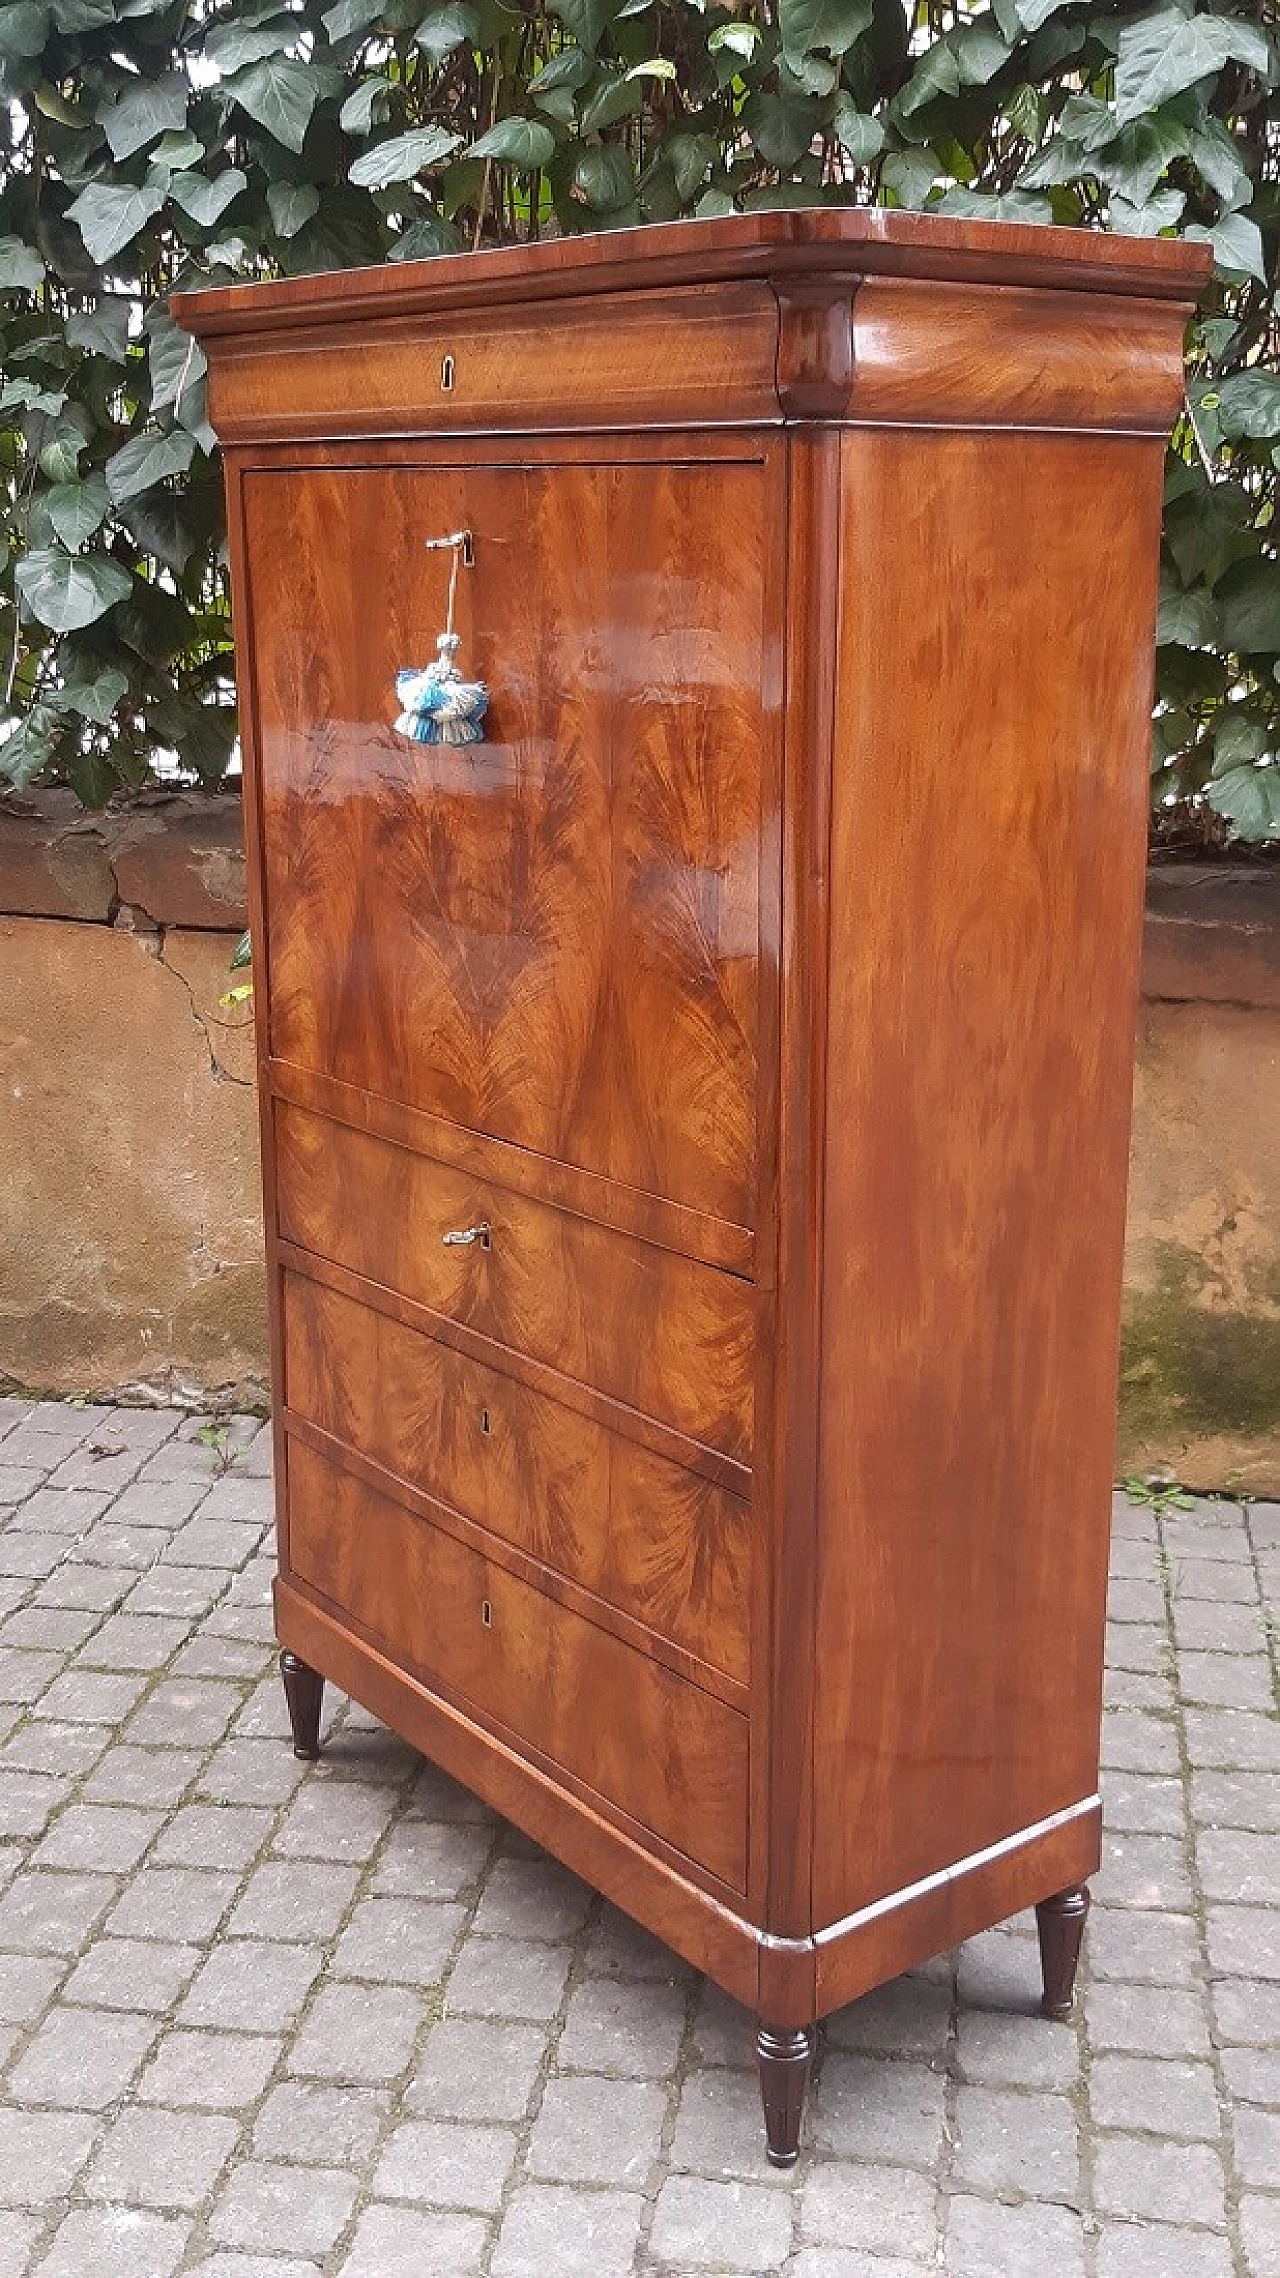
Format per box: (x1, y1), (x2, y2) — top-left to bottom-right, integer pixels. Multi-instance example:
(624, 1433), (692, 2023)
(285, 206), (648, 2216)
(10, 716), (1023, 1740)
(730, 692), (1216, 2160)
(394, 528), (489, 746)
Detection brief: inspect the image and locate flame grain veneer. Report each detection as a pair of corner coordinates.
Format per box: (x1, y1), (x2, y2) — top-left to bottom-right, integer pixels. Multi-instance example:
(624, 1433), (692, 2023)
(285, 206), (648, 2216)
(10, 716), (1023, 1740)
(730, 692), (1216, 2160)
(179, 211), (1207, 2164)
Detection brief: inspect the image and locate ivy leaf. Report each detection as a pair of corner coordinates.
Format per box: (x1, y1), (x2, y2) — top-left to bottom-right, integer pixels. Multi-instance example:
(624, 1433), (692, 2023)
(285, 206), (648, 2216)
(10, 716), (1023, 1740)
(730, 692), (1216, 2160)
(45, 472), (109, 547)
(1114, 8), (1272, 131)
(1015, 0), (1078, 27)
(1216, 560), (1280, 656)
(1215, 372), (1280, 443)
(267, 181), (321, 237)
(662, 129), (718, 197)
(66, 181), (166, 265)
(953, 23), (1011, 85)
(468, 115), (557, 167)
(205, 16), (297, 71)
(1207, 763), (1280, 839)
(339, 75), (390, 131)
(349, 124), (461, 188)
(1186, 211), (1266, 285)
(0, 233), (45, 289)
(707, 20), (761, 58)
(66, 298), (131, 359)
(389, 207), (462, 258)
(414, 2), (477, 61)
(0, 4), (49, 60)
(224, 57), (325, 153)
(322, 0), (382, 36)
(148, 313), (207, 417)
(896, 42), (962, 116)
(580, 70), (641, 131)
(169, 168), (249, 227)
(15, 547), (131, 632)
(744, 84), (822, 166)
(105, 425), (197, 505)
(778, 0), (872, 62)
(833, 94), (884, 163)
(1157, 580), (1218, 648)
(51, 665), (128, 723)
(0, 705), (64, 792)
(571, 143), (635, 210)
(99, 72), (188, 161)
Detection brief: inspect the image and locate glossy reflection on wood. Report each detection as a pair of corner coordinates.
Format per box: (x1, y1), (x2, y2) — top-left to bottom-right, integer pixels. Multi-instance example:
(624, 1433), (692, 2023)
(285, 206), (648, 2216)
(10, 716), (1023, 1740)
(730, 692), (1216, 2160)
(180, 210), (1207, 2167)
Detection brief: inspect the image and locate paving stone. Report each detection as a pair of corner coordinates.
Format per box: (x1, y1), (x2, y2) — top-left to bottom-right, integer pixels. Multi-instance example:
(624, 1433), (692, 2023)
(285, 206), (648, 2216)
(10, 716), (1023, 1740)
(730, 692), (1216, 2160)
(34, 2206), (190, 2278)
(951, 2081), (1079, 2199)
(827, 1971), (952, 2060)
(374, 2118), (518, 2211)
(1, 1606), (99, 1649)
(0, 1868), (117, 1953)
(226, 1860), (359, 1943)
(125, 1569), (228, 1619)
(1091, 2054), (1222, 2139)
(151, 1804), (273, 1871)
(1169, 1555), (1259, 1602)
(8, 1489), (109, 1536)
(31, 1802), (161, 1873)
(1222, 2047), (1280, 2104)
(371, 1818), (492, 1899)
(1094, 2223), (1235, 2278)
(163, 1519), (266, 1572)
(1172, 1598), (1267, 1652)
(1087, 1907), (1202, 1986)
(0, 2108), (97, 2204)
(0, 1769), (60, 1838)
(813, 2052), (948, 2170)
(287, 1980), (424, 2082)
(138, 2028), (282, 2110)
(1240, 2193), (1280, 2278)
(581, 1902), (695, 1984)
(84, 2104), (240, 2208)
(1185, 1711), (1280, 1774)
(1212, 1978), (1280, 2046)
(173, 1636), (273, 1681)
(558, 1972), (687, 2079)
(1098, 1831), (1195, 1910)
(790, 2253), (930, 2278)
(1232, 2104), (1280, 2189)
(36, 1669), (148, 1723)
(1199, 1829), (1280, 1907)
(48, 1444), (145, 1495)
(1207, 1906), (1280, 1981)
(197, 1738), (307, 1807)
(687, 1982), (755, 2070)
(650, 2173), (795, 2269)
(208, 2161), (359, 2258)
(82, 1745), (203, 1808)
(0, 1950), (64, 2022)
(107, 1866), (238, 1944)
(1093, 2136), (1227, 2227)
(1179, 1653), (1275, 1711)
(1191, 1771), (1280, 1832)
(180, 1938), (322, 2033)
(1102, 1775), (1187, 1837)
(126, 1680), (244, 1748)
(956, 2003), (1081, 2089)
(254, 2081), (391, 2166)
(945, 2193), (1086, 2278)
(1101, 1714), (1181, 1776)
(272, 1780), (402, 1861)
(0, 1647), (62, 1699)
(405, 2018), (548, 2121)
(338, 2203), (488, 2278)
(0, 2214), (38, 2278)
(0, 1720), (108, 1774)
(7, 2002), (158, 2107)
(446, 1935), (573, 2021)
(33, 1565), (127, 1612)
(491, 2183), (645, 2278)
(472, 1854), (593, 1942)
(527, 2072), (666, 2186)
(801, 2160), (936, 2258)
(79, 1615), (192, 1672)
(956, 1926), (1042, 2014)
(1087, 1979), (1212, 2057)
(63, 1937), (200, 2013)
(330, 1894), (464, 1985)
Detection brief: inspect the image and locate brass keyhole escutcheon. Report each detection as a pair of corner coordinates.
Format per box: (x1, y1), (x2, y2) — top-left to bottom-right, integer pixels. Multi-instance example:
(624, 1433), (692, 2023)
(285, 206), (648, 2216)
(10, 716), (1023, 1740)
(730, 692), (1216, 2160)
(441, 353), (455, 392)
(481, 1598), (492, 1628)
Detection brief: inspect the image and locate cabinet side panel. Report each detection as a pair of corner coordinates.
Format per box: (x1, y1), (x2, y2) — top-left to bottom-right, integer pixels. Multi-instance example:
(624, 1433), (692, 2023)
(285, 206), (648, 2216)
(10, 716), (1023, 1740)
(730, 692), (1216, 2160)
(813, 428), (1161, 1927)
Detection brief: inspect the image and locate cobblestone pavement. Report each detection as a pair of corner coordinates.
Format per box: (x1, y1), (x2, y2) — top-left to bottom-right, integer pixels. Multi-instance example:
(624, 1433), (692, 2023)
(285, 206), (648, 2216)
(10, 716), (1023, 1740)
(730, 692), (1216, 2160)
(0, 1398), (1275, 2277)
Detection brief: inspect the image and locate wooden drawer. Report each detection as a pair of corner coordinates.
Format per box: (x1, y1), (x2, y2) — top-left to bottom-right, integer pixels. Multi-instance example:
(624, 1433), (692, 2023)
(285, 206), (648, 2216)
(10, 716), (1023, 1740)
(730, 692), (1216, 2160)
(287, 1441), (749, 1891)
(275, 1104), (755, 1468)
(283, 1272), (750, 1686)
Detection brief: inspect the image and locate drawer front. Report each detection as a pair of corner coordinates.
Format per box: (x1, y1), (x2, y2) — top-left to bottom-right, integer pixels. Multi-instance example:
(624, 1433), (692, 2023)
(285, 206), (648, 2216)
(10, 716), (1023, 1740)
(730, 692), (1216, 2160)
(275, 1104), (755, 1467)
(243, 457), (764, 1234)
(284, 1272), (750, 1685)
(288, 1441), (749, 1891)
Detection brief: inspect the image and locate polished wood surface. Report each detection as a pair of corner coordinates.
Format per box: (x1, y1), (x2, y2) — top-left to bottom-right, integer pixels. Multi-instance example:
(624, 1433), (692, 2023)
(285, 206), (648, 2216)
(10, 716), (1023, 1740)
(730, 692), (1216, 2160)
(282, 1269), (750, 1685)
(274, 1102), (756, 1465)
(288, 1440), (750, 1890)
(812, 428), (1162, 1931)
(182, 211), (1206, 2162)
(246, 459), (762, 1231)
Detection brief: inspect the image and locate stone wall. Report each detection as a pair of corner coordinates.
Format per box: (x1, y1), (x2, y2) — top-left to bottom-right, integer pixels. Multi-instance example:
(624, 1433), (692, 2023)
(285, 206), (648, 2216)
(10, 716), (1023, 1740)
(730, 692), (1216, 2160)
(1, 793), (1277, 1489)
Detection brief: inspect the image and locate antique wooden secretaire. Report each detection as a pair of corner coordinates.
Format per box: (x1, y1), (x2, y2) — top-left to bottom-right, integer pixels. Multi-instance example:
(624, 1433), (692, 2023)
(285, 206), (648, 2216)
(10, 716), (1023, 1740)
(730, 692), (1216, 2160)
(178, 210), (1207, 2161)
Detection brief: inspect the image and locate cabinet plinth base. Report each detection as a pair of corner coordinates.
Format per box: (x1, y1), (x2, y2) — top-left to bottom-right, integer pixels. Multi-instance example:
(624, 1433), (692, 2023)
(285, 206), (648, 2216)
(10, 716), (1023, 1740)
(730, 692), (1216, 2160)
(1036, 1883), (1090, 2020)
(756, 2021), (815, 2166)
(280, 1651), (325, 1761)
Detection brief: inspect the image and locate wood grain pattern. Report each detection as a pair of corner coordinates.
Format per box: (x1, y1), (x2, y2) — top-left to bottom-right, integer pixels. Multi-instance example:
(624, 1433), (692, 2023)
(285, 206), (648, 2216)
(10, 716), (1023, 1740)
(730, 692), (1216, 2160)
(274, 1103), (756, 1465)
(244, 458), (762, 1232)
(811, 427), (1164, 1929)
(288, 1440), (750, 1889)
(282, 1269), (751, 1683)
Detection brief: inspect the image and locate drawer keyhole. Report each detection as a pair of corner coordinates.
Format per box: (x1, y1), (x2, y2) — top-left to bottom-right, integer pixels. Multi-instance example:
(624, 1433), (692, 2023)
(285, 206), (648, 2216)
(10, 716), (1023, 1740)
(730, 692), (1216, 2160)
(441, 353), (455, 392)
(481, 1598), (492, 1628)
(480, 1408), (492, 1437)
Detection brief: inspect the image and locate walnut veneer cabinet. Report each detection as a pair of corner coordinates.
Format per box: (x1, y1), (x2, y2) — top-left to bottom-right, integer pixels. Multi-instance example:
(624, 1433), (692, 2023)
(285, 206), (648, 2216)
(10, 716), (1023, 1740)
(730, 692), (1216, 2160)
(179, 211), (1206, 2162)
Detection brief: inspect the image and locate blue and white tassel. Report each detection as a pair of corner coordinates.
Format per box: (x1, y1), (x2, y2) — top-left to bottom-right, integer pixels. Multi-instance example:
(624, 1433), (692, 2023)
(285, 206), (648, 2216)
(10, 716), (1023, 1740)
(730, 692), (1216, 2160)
(395, 530), (489, 747)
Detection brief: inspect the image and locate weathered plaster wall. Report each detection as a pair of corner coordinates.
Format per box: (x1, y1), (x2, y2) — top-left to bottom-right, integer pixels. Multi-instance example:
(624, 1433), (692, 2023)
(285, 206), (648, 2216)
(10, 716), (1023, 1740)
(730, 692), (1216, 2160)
(0, 796), (1276, 1489)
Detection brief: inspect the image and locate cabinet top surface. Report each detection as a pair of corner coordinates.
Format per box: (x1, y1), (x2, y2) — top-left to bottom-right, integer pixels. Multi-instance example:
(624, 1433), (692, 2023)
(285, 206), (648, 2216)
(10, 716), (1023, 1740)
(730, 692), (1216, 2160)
(176, 207), (1208, 340)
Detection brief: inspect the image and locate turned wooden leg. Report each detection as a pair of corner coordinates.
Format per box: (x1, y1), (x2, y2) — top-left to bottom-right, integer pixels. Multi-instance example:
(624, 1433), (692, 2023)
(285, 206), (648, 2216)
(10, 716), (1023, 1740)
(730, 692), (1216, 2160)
(280, 1651), (325, 1761)
(756, 2021), (814, 2168)
(1037, 1883), (1090, 2020)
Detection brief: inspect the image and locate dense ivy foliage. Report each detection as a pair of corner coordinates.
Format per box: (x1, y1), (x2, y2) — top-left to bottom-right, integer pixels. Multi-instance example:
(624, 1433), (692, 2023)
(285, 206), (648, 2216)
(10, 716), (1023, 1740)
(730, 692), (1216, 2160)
(0, 0), (1276, 829)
